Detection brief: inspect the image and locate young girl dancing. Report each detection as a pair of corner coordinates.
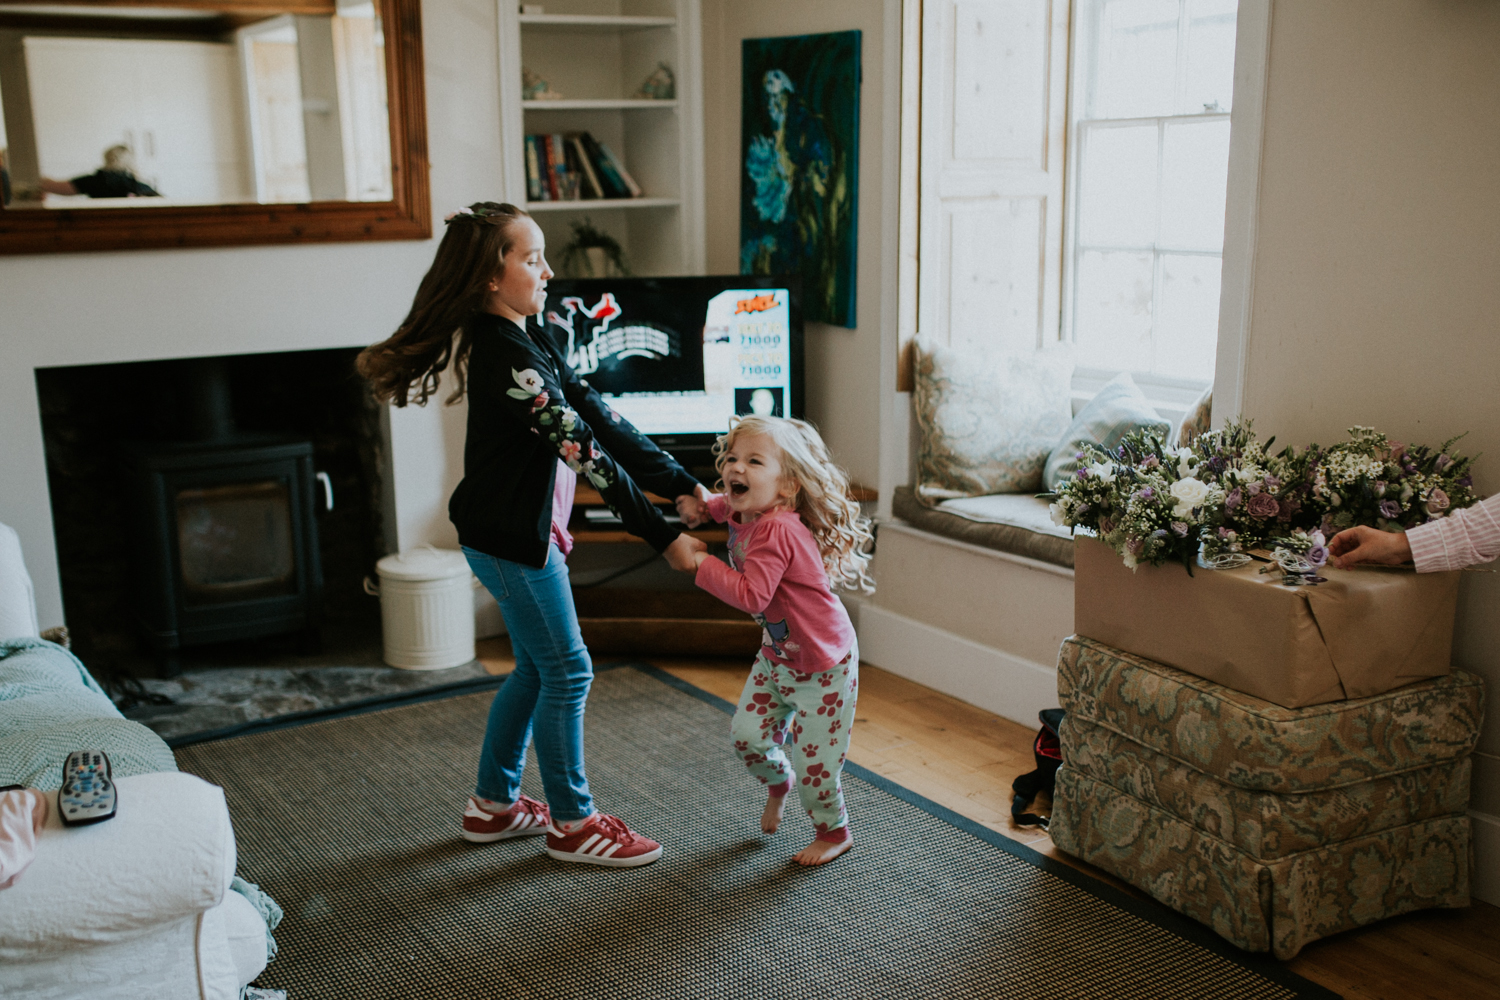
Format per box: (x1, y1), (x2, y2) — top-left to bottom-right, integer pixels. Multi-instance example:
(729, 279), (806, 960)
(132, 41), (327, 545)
(677, 415), (874, 865)
(358, 202), (706, 868)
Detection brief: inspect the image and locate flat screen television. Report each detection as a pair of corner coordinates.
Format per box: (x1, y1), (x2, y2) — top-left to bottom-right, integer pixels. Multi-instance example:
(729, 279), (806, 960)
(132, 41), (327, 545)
(540, 275), (803, 471)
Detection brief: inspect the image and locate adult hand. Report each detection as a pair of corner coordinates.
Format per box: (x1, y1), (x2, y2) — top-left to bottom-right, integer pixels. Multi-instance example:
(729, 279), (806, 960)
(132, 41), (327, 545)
(1328, 525), (1413, 569)
(675, 483), (713, 528)
(663, 532), (707, 572)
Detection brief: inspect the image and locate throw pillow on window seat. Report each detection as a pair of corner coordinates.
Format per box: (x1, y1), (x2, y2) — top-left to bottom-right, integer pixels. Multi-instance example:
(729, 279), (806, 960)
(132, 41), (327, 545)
(1174, 384), (1213, 448)
(1042, 371), (1171, 491)
(912, 336), (1073, 503)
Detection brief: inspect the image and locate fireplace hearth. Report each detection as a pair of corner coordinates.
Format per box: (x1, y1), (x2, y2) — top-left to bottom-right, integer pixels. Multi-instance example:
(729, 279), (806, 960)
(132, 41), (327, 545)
(36, 348), (387, 682)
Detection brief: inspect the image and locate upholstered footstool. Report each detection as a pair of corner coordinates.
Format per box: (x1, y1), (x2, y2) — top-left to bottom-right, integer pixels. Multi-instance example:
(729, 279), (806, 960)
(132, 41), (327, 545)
(1048, 635), (1485, 959)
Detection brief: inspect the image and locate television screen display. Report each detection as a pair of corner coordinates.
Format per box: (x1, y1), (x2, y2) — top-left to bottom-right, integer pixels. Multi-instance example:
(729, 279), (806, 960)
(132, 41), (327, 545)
(540, 275), (803, 457)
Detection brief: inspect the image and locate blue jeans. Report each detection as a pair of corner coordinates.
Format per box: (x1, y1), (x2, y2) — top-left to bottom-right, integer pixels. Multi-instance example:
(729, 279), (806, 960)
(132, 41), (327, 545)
(464, 544), (594, 822)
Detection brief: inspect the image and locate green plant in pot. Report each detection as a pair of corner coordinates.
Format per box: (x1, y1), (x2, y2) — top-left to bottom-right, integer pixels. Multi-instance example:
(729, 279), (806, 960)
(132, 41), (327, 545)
(558, 218), (631, 278)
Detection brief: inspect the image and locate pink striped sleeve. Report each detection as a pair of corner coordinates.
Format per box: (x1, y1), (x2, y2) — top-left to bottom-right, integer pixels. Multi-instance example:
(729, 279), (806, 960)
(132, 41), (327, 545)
(1407, 494), (1500, 573)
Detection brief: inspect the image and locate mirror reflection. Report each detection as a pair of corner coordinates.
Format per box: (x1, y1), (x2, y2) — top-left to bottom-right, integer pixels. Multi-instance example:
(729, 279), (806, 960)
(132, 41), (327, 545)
(0, 0), (393, 209)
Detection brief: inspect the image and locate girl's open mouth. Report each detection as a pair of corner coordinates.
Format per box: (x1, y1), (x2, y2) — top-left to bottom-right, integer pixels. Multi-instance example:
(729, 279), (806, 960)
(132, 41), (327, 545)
(729, 482), (749, 496)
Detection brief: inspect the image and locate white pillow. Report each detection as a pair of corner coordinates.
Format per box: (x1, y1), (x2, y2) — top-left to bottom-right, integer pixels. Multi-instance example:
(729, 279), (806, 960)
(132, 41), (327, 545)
(912, 336), (1074, 501)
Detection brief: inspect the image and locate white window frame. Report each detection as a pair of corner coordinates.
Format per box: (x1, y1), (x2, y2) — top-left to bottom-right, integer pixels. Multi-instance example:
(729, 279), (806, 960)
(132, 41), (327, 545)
(1059, 0), (1234, 418)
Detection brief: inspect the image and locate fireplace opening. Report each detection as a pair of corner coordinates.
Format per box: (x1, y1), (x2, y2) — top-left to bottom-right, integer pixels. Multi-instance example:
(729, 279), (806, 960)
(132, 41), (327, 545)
(36, 348), (388, 681)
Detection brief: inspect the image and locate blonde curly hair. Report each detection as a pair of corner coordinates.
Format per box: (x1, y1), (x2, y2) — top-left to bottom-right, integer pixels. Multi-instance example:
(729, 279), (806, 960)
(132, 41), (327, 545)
(714, 415), (875, 594)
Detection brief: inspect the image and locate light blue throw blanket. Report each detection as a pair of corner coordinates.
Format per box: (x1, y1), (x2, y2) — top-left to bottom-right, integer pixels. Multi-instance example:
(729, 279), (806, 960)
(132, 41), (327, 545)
(0, 638), (177, 789)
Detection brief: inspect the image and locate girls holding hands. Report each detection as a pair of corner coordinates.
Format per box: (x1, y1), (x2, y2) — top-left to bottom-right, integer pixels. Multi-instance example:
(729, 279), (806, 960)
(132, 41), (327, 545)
(676, 415), (874, 865)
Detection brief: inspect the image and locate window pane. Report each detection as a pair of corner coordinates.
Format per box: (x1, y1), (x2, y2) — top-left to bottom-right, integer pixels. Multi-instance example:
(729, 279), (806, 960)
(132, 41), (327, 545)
(1154, 253), (1221, 378)
(1078, 124), (1159, 248)
(1184, 0), (1238, 114)
(1089, 0), (1181, 119)
(1074, 249), (1154, 371)
(1159, 118), (1231, 251)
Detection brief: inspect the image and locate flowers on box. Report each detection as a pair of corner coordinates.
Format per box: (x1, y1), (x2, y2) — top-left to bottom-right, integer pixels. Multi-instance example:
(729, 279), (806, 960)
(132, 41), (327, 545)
(1042, 422), (1481, 573)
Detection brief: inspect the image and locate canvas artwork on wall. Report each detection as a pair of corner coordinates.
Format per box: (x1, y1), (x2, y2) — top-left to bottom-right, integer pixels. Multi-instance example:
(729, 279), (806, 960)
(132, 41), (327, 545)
(740, 30), (861, 328)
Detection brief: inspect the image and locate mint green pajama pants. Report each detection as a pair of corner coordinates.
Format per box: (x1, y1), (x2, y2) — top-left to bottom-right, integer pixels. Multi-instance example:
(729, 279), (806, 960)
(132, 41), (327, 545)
(730, 642), (859, 842)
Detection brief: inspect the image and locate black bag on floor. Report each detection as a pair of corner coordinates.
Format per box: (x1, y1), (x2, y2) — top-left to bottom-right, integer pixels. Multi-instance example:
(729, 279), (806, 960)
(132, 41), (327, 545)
(1011, 708), (1065, 828)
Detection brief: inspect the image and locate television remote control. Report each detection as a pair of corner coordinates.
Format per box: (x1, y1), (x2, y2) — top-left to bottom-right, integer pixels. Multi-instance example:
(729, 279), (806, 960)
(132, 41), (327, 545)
(58, 750), (117, 826)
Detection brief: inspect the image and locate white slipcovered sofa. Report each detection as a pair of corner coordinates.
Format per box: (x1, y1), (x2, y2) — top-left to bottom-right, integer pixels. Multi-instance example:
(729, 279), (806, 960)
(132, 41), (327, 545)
(0, 522), (271, 999)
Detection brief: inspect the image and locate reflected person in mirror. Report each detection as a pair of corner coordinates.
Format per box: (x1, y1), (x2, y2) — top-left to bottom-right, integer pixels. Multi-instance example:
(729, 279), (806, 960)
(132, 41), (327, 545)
(357, 202), (708, 869)
(37, 144), (159, 199)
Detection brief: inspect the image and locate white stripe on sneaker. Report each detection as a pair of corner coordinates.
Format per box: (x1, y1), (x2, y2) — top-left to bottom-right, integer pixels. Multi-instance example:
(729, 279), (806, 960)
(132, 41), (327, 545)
(601, 842), (622, 858)
(588, 839), (615, 857)
(506, 813), (526, 831)
(578, 833), (602, 854)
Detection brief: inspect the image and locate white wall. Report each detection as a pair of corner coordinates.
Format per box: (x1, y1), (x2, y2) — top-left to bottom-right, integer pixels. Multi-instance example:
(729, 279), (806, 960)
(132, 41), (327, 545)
(1224, 0), (1500, 902)
(700, 0), (902, 494)
(0, 0), (503, 628)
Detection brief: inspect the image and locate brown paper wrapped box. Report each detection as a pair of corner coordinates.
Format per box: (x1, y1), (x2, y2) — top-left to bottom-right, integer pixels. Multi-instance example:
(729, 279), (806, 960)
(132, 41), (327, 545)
(1072, 536), (1461, 708)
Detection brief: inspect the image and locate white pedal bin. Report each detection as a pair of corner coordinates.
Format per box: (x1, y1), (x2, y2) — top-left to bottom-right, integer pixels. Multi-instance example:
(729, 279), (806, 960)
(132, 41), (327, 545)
(372, 548), (476, 669)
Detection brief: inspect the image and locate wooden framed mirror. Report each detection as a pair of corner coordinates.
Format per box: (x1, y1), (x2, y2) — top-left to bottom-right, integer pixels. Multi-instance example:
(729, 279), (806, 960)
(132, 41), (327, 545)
(0, 0), (429, 253)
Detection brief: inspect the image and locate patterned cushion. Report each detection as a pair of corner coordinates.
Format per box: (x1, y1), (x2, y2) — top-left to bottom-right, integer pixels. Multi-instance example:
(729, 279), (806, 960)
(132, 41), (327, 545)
(1050, 768), (1470, 959)
(912, 336), (1073, 502)
(1056, 635), (1485, 793)
(1042, 372), (1170, 491)
(1174, 385), (1213, 448)
(1060, 713), (1471, 859)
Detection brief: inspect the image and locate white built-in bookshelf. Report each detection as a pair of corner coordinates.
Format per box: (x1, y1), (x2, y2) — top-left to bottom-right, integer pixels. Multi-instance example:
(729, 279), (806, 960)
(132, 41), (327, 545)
(497, 0), (705, 276)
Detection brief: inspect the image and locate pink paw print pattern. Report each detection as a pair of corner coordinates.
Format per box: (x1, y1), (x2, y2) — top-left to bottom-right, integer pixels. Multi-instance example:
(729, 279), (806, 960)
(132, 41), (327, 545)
(747, 692), (774, 716)
(817, 672), (835, 688)
(800, 742), (820, 759)
(827, 718), (843, 737)
(816, 692), (845, 717)
(734, 739), (749, 753)
(801, 762), (830, 788)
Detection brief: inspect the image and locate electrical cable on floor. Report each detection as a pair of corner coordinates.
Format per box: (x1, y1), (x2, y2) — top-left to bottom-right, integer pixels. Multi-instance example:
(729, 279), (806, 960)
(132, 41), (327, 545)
(573, 551), (664, 589)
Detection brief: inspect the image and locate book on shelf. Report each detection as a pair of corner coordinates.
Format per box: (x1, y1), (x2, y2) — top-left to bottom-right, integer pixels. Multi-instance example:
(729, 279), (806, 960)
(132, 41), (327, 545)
(592, 137), (643, 198)
(568, 135), (606, 199)
(524, 131), (644, 202)
(524, 136), (545, 201)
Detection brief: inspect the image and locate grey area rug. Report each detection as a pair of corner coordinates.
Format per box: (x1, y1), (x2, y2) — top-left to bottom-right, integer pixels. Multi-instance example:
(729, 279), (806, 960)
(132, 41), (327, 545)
(173, 666), (1336, 1000)
(124, 661), (493, 741)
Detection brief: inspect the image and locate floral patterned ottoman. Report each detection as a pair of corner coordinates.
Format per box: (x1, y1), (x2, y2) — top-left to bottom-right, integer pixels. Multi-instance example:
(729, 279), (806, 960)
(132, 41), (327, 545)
(1049, 635), (1485, 959)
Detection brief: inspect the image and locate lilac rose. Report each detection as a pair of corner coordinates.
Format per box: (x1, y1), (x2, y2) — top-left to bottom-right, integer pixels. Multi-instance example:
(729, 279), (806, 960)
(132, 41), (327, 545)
(1426, 488), (1450, 514)
(1378, 499), (1402, 519)
(1246, 492), (1280, 518)
(1225, 487), (1243, 511)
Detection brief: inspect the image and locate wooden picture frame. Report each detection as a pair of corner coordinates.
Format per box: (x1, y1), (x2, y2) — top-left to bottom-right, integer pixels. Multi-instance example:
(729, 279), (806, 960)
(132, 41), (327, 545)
(0, 0), (430, 254)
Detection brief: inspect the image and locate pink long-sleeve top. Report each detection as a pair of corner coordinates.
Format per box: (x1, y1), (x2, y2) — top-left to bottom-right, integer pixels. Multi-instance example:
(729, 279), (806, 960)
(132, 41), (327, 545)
(694, 494), (855, 673)
(1407, 493), (1500, 573)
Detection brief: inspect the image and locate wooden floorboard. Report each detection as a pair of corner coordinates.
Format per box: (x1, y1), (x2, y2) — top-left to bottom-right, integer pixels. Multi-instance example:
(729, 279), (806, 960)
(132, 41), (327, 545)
(475, 638), (1500, 999)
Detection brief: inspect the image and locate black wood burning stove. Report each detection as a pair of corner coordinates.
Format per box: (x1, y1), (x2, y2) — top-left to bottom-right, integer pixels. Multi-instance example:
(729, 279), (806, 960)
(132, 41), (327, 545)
(124, 359), (324, 673)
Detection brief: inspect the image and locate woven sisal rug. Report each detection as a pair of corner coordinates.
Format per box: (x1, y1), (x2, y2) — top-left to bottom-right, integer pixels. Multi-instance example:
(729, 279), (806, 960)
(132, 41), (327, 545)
(174, 665), (1336, 1000)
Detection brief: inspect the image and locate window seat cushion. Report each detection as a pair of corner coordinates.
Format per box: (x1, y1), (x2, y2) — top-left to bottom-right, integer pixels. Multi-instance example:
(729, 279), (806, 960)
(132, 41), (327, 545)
(891, 485), (1075, 568)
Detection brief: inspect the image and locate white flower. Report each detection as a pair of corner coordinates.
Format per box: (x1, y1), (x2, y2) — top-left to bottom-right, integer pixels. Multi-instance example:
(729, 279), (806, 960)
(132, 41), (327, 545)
(1049, 502), (1068, 527)
(1174, 447), (1197, 478)
(512, 368), (545, 394)
(1233, 466), (1259, 483)
(1122, 551), (1139, 570)
(1169, 477), (1210, 515)
(1086, 461), (1116, 485)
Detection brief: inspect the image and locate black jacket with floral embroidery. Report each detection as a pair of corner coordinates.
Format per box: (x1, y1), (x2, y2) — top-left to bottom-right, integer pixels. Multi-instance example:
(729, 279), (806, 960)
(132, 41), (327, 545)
(450, 312), (701, 567)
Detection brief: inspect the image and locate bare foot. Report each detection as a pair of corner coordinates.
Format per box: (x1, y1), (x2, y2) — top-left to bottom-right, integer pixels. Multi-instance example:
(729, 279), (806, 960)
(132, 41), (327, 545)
(792, 836), (852, 866)
(761, 792), (787, 834)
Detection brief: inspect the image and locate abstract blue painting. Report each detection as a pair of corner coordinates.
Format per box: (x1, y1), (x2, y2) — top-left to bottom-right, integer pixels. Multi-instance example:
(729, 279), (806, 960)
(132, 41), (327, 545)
(740, 30), (861, 328)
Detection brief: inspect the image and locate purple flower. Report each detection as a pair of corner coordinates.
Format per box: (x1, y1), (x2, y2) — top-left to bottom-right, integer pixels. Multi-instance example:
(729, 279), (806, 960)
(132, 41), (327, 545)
(1426, 488), (1450, 514)
(1459, 475), (1473, 487)
(1436, 454), (1453, 472)
(1126, 538), (1145, 555)
(1141, 455), (1160, 469)
(1170, 521), (1189, 537)
(1263, 475), (1283, 489)
(1225, 487), (1243, 511)
(1134, 487), (1155, 500)
(1075, 468), (1089, 480)
(1378, 499), (1402, 519)
(1075, 503), (1091, 518)
(1246, 492), (1280, 518)
(1306, 544), (1328, 568)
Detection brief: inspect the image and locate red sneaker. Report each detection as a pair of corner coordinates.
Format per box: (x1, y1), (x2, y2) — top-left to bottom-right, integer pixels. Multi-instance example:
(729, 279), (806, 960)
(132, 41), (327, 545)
(461, 794), (551, 843)
(545, 812), (662, 868)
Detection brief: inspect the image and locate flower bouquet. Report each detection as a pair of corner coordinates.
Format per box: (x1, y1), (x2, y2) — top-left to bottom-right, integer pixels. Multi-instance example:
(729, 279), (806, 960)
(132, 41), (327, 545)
(1043, 422), (1481, 576)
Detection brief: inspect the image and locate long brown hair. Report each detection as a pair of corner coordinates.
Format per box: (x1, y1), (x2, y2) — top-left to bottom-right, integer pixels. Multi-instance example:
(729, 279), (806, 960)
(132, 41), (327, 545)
(356, 201), (531, 406)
